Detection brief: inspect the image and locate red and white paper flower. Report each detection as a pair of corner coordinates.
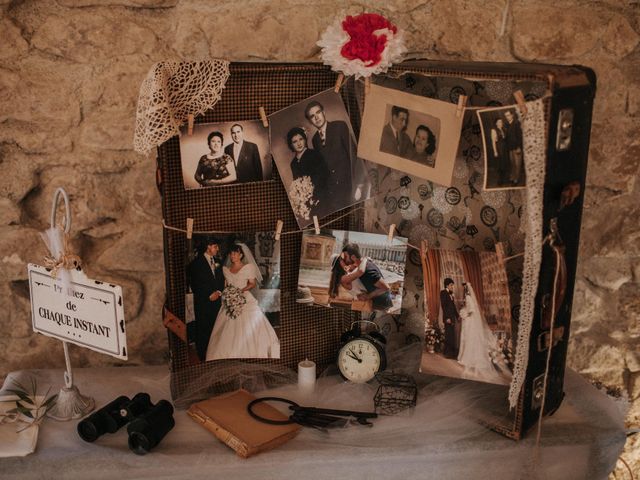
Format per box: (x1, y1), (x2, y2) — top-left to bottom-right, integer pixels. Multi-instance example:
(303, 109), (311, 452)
(318, 13), (407, 79)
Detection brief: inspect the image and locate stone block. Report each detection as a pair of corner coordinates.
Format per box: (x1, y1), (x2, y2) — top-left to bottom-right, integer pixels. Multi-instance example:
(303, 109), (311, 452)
(512, 5), (603, 61)
(581, 257), (632, 291)
(568, 335), (626, 386)
(0, 198), (20, 225)
(31, 11), (159, 64)
(0, 18), (29, 61)
(602, 15), (639, 57)
(0, 226), (45, 281)
(95, 223), (164, 273)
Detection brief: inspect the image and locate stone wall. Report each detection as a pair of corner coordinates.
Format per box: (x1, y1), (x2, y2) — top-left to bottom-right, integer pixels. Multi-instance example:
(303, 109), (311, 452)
(1, 0), (638, 474)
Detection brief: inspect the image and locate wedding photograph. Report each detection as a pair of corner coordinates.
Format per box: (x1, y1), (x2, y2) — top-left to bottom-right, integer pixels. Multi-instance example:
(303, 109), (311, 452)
(297, 230), (407, 314)
(269, 88), (372, 228)
(358, 83), (463, 187)
(477, 105), (526, 190)
(179, 120), (271, 190)
(184, 232), (281, 363)
(420, 247), (513, 385)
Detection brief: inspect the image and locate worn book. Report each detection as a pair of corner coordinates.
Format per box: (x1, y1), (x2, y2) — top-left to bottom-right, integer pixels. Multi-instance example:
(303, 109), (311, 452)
(187, 389), (300, 458)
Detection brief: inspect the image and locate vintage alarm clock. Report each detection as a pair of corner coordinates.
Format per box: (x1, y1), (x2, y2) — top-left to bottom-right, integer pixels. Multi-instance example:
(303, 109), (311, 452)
(337, 320), (387, 383)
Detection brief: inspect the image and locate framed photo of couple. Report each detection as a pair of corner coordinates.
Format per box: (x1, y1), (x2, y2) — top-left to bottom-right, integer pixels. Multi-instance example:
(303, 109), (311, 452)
(184, 233), (281, 364)
(357, 83), (464, 187)
(179, 120), (272, 189)
(269, 89), (373, 229)
(297, 229), (407, 315)
(477, 105), (527, 191)
(420, 246), (513, 386)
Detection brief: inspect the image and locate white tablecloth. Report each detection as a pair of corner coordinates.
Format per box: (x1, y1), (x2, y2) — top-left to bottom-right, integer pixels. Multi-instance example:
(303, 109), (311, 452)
(0, 366), (626, 480)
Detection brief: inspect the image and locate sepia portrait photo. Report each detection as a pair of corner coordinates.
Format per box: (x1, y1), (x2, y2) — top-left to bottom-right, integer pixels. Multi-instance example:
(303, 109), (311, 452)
(269, 89), (372, 229)
(358, 83), (463, 187)
(477, 105), (526, 191)
(179, 120), (271, 190)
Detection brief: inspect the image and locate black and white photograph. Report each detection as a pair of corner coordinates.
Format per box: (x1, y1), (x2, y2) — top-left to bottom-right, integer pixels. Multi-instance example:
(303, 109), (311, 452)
(297, 230), (407, 314)
(185, 233), (280, 363)
(379, 105), (440, 168)
(421, 248), (513, 385)
(358, 83), (463, 187)
(179, 120), (271, 190)
(477, 105), (526, 190)
(269, 89), (372, 228)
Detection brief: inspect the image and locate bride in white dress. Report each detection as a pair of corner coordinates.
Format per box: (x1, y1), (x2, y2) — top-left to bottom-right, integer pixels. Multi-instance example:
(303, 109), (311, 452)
(205, 243), (280, 361)
(457, 283), (499, 371)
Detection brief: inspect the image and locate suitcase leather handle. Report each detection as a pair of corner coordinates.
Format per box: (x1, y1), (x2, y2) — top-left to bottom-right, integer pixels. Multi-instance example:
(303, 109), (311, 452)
(540, 219), (567, 332)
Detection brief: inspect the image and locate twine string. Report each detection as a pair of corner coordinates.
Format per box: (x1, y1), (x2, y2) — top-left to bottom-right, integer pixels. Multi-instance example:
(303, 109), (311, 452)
(42, 230), (82, 278)
(162, 206), (421, 252)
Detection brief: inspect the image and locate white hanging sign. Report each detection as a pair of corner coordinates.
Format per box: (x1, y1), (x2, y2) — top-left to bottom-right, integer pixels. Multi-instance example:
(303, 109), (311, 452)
(27, 264), (127, 360)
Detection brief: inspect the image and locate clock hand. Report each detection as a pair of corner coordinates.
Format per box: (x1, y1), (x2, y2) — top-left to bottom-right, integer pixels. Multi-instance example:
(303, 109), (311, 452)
(345, 350), (362, 363)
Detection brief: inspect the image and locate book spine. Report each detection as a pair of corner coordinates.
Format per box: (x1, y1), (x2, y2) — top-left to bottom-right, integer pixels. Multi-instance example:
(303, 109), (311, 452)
(187, 409), (251, 458)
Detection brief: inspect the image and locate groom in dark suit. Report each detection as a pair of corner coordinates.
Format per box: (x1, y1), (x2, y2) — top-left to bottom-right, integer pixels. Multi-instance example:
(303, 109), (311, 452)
(187, 237), (225, 361)
(440, 277), (460, 359)
(380, 105), (412, 158)
(224, 123), (263, 183)
(305, 100), (362, 206)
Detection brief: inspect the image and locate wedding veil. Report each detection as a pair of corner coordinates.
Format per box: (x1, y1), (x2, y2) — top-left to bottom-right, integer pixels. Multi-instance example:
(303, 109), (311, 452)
(464, 284), (487, 323)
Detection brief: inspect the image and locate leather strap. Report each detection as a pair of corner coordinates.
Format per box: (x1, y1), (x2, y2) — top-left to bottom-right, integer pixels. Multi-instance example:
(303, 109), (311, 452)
(162, 306), (187, 343)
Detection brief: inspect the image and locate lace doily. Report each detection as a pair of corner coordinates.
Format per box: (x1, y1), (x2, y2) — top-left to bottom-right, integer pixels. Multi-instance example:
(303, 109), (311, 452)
(508, 99), (547, 408)
(133, 60), (230, 154)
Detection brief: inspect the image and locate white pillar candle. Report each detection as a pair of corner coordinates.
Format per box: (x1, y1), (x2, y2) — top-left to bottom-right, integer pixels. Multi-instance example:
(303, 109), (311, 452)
(298, 359), (316, 393)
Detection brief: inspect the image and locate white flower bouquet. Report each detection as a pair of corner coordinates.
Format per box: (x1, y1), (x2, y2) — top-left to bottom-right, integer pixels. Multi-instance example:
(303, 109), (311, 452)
(289, 176), (317, 220)
(222, 285), (246, 320)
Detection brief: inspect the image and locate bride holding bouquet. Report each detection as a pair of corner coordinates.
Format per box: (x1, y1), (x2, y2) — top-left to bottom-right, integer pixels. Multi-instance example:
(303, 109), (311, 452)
(206, 243), (280, 361)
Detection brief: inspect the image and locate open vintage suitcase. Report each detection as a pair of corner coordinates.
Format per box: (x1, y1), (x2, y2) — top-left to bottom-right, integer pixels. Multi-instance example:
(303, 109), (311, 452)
(156, 60), (596, 439)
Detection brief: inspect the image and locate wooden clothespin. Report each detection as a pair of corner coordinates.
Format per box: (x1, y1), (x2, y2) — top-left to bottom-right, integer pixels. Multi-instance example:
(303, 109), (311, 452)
(313, 216), (320, 235)
(387, 223), (396, 244)
(334, 73), (345, 93)
(187, 114), (195, 136)
(186, 218), (194, 240)
(456, 95), (468, 118)
(274, 219), (284, 241)
(513, 90), (528, 117)
(259, 107), (269, 128)
(364, 77), (371, 96)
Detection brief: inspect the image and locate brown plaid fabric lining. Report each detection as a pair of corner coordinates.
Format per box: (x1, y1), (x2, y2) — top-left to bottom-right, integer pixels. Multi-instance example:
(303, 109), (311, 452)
(159, 63), (361, 405)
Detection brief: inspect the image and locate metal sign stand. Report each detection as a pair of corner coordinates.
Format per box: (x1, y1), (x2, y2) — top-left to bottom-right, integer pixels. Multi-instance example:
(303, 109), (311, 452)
(44, 188), (95, 421)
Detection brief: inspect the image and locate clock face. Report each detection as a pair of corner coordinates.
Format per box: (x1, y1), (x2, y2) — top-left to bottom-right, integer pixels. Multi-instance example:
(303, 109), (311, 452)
(338, 339), (381, 384)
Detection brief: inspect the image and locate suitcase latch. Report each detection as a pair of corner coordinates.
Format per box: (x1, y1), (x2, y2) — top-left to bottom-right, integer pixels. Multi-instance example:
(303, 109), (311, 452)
(555, 108), (574, 151)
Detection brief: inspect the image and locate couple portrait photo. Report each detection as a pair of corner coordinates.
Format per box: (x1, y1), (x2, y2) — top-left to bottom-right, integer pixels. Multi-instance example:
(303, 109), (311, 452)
(420, 247), (513, 385)
(478, 105), (526, 190)
(380, 105), (439, 168)
(269, 89), (372, 228)
(185, 233), (280, 363)
(179, 120), (271, 190)
(297, 230), (407, 314)
(358, 83), (463, 188)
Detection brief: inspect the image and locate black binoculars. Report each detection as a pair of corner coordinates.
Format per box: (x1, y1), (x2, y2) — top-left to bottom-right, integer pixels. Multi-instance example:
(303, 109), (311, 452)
(77, 393), (175, 455)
